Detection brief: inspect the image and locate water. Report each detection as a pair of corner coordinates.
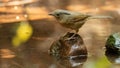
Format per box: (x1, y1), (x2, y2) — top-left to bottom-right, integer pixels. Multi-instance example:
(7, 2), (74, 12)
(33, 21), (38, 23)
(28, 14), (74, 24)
(0, 0), (120, 68)
(0, 17), (119, 68)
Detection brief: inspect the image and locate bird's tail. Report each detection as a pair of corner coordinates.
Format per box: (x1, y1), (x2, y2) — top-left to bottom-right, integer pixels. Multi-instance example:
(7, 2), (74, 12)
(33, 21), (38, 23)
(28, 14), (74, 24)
(87, 15), (113, 20)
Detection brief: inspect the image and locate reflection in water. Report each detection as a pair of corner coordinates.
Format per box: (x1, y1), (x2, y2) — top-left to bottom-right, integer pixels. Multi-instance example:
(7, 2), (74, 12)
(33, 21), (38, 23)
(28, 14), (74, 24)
(58, 55), (87, 68)
(49, 32), (87, 68)
(0, 49), (15, 59)
(0, 55), (40, 68)
(105, 50), (120, 64)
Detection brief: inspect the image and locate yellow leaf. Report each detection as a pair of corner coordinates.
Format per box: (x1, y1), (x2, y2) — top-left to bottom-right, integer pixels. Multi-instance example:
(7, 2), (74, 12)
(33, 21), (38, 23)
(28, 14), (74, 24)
(12, 36), (22, 47)
(12, 21), (33, 47)
(16, 21), (33, 42)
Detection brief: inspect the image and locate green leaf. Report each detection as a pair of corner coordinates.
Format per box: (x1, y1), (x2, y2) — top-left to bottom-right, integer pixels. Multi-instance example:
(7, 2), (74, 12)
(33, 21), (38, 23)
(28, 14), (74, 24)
(94, 56), (111, 68)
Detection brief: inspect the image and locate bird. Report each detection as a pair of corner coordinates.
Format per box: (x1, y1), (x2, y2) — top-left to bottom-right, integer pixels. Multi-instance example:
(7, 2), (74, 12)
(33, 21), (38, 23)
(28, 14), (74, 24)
(49, 9), (113, 33)
(49, 9), (113, 40)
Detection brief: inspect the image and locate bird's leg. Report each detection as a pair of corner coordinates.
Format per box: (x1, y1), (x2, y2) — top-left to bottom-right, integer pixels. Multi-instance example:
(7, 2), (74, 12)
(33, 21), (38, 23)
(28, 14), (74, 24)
(65, 30), (78, 41)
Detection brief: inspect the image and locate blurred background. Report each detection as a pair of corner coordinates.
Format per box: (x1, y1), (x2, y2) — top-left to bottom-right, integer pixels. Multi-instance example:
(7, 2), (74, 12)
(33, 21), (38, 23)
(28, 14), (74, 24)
(0, 0), (120, 68)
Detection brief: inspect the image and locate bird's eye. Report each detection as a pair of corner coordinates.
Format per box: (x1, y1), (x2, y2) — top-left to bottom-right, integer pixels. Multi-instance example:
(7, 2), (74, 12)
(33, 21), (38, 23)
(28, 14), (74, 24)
(56, 14), (60, 17)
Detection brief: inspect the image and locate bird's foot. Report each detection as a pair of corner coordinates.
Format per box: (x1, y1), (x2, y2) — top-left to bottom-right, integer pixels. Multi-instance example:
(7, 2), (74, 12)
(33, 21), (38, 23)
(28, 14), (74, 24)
(64, 32), (77, 41)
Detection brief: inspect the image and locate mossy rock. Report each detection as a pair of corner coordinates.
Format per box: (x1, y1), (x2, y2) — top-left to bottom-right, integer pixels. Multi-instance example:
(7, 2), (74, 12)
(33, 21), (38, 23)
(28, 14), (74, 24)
(105, 32), (120, 54)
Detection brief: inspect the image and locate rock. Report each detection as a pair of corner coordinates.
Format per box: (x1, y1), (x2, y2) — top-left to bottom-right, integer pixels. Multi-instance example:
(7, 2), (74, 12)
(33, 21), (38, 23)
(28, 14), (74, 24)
(49, 32), (87, 67)
(105, 32), (120, 54)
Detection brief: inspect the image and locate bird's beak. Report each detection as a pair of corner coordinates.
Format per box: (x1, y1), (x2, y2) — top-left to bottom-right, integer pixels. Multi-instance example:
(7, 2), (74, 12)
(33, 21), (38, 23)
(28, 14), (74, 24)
(48, 13), (54, 16)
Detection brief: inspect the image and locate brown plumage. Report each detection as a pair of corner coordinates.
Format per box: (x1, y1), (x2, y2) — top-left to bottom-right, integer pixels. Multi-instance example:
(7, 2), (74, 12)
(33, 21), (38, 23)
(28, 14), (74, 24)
(49, 9), (113, 33)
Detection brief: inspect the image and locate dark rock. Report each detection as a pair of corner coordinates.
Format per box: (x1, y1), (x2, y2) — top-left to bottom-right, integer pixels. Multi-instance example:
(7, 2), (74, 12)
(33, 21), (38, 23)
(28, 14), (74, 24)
(49, 32), (87, 67)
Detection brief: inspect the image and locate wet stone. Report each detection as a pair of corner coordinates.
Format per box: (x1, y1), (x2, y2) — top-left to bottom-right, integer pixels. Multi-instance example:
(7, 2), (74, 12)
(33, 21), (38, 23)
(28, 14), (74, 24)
(49, 32), (87, 68)
(105, 32), (120, 54)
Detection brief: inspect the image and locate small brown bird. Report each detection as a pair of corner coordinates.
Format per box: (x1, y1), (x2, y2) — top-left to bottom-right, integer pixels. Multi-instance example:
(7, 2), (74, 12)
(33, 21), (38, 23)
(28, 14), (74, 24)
(49, 9), (113, 33)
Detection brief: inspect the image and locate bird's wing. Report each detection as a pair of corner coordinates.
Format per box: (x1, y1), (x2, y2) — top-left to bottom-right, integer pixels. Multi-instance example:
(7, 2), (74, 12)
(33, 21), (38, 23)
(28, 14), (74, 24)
(70, 14), (90, 22)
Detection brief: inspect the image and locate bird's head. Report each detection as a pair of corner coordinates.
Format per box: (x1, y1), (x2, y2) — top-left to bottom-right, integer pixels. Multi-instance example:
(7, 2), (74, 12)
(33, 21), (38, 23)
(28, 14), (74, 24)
(49, 9), (71, 20)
